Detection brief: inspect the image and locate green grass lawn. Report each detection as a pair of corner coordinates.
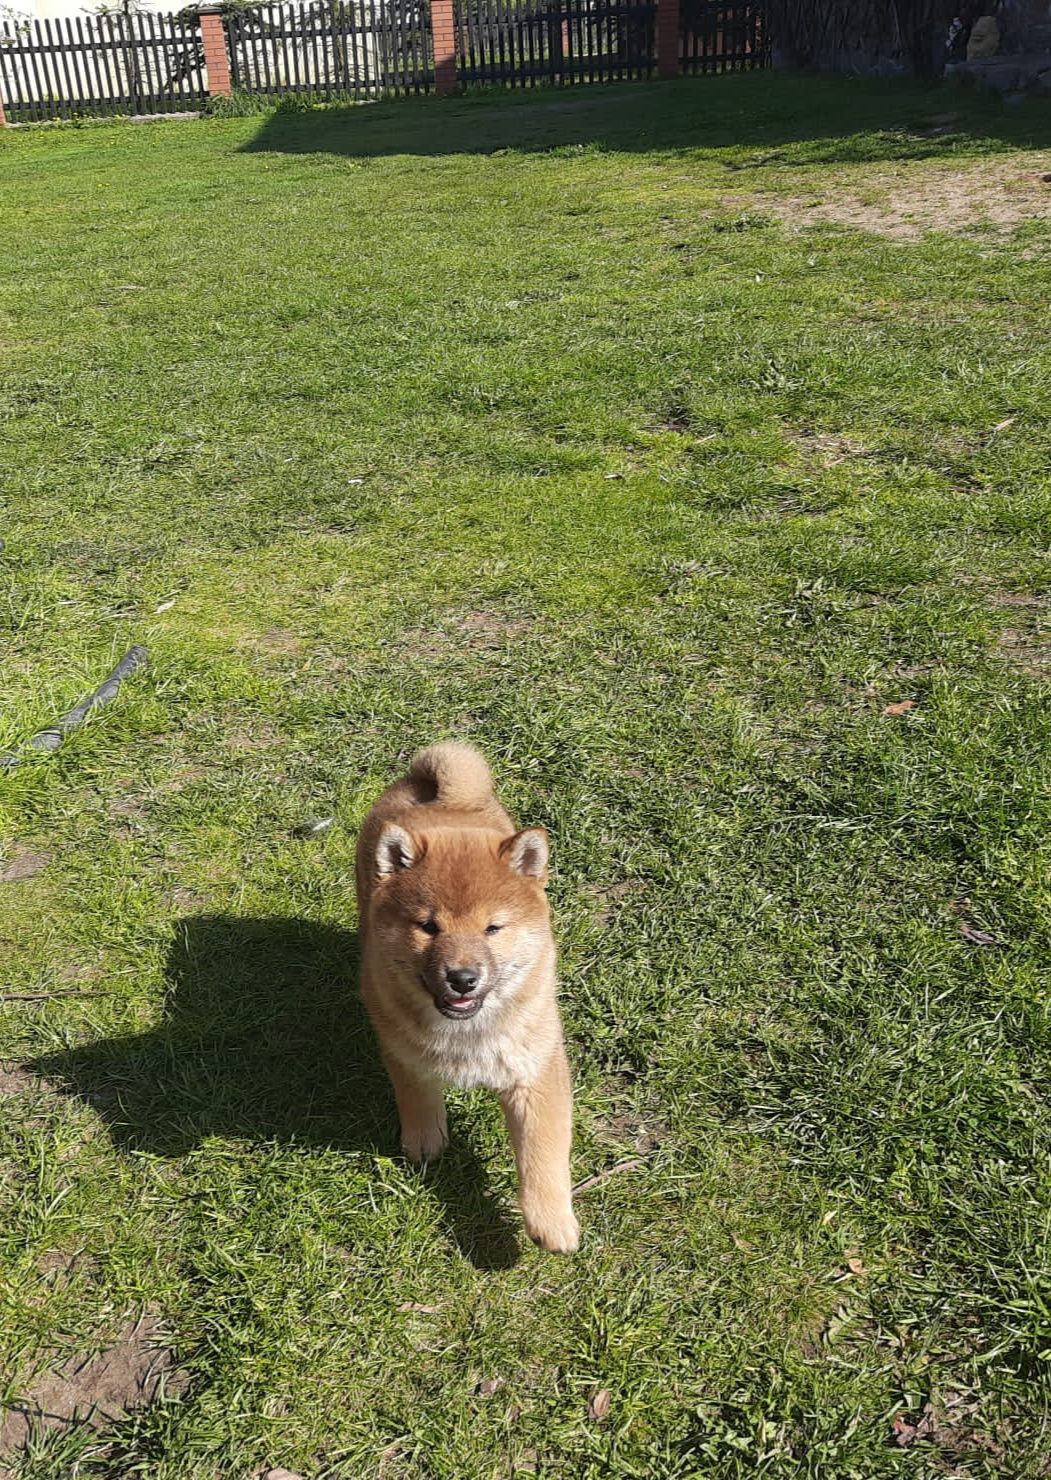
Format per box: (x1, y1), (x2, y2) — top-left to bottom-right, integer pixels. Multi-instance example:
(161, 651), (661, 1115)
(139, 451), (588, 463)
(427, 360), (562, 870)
(1, 73), (1049, 1479)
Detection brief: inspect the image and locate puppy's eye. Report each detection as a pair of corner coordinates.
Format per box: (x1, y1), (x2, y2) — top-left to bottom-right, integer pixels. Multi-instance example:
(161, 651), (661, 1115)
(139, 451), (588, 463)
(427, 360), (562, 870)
(485, 923), (504, 936)
(419, 920), (440, 937)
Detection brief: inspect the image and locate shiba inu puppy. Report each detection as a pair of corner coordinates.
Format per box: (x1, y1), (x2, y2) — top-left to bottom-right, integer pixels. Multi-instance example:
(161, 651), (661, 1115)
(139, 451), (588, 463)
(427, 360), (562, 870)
(356, 743), (578, 1253)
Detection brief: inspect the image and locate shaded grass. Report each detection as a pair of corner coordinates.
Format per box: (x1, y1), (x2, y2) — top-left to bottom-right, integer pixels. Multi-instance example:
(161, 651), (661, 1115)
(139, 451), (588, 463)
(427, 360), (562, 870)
(1, 72), (1050, 1478)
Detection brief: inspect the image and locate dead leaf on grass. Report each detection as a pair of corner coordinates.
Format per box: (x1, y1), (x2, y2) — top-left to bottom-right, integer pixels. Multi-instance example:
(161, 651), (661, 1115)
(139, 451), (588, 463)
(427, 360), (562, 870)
(990, 416), (1017, 435)
(731, 1231), (756, 1253)
(915, 1405), (939, 1439)
(398, 1301), (439, 1314)
(845, 1249), (867, 1276)
(291, 816), (335, 839)
(477, 1377), (504, 1397)
(588, 1389), (611, 1422)
(891, 1415), (917, 1446)
(882, 700), (917, 717)
(890, 1403), (939, 1447)
(959, 922), (1001, 948)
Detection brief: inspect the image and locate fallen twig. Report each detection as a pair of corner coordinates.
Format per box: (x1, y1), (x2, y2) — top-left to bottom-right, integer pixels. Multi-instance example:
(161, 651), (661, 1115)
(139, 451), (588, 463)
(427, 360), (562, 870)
(0, 645), (149, 771)
(572, 1157), (645, 1197)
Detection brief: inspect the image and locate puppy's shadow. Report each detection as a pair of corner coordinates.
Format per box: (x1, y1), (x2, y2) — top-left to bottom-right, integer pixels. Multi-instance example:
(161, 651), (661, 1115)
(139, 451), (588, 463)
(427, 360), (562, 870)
(34, 915), (520, 1270)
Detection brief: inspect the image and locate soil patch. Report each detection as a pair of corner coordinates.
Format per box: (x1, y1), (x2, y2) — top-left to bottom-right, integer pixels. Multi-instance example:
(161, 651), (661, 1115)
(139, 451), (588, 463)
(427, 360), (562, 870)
(794, 428), (872, 466)
(750, 155), (1051, 239)
(0, 1313), (187, 1461)
(0, 1063), (36, 1096)
(996, 626), (1051, 676)
(0, 848), (52, 884)
(401, 608), (535, 662)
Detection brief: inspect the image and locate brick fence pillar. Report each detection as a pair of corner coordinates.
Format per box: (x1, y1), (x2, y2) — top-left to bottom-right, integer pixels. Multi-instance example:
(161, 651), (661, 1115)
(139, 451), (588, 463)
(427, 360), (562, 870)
(656, 0), (680, 78)
(431, 0), (458, 95)
(199, 5), (232, 97)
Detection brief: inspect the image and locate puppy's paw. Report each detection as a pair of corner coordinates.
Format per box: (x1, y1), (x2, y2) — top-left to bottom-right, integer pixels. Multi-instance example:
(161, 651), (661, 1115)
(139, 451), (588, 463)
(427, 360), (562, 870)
(401, 1119), (448, 1164)
(522, 1200), (580, 1254)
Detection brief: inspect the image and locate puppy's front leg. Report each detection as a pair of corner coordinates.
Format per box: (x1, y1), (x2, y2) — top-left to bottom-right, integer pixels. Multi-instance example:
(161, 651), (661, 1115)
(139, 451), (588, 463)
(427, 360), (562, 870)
(383, 1052), (448, 1163)
(501, 1046), (578, 1253)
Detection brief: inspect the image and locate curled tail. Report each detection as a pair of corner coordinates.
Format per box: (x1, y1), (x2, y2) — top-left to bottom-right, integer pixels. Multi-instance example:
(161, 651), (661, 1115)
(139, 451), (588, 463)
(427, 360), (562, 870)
(408, 742), (495, 811)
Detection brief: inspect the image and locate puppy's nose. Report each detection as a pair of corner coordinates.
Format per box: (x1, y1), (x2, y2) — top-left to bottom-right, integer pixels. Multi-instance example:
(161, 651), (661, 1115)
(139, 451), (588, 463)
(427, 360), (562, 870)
(445, 966), (480, 994)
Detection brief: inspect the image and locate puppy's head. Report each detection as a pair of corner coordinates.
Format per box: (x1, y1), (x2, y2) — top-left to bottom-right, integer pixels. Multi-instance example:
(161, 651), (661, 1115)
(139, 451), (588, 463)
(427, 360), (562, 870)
(369, 824), (550, 1020)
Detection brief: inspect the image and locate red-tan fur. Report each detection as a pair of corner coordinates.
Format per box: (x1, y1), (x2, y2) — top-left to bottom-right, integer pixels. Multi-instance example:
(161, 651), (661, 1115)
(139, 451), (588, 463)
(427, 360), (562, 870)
(356, 743), (578, 1253)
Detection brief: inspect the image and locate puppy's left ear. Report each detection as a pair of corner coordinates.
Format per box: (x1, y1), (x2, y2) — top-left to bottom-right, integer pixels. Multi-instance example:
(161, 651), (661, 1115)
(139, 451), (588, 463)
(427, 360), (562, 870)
(500, 828), (549, 883)
(375, 822), (417, 879)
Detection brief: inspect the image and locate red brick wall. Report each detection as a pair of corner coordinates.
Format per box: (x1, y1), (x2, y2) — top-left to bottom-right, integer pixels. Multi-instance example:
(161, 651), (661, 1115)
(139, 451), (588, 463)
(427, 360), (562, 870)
(200, 8), (232, 98)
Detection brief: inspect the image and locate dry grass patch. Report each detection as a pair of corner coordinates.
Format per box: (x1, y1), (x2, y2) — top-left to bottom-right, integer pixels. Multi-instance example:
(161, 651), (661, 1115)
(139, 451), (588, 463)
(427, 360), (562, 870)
(754, 154), (1051, 238)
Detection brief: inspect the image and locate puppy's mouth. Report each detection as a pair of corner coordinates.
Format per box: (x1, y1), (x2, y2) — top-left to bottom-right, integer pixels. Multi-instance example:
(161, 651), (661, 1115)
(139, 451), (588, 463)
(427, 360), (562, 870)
(419, 975), (488, 1020)
(436, 994), (485, 1020)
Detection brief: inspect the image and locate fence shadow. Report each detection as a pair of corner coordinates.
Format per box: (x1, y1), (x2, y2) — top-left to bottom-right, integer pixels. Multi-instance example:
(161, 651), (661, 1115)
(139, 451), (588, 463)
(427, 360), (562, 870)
(33, 914), (521, 1270)
(239, 73), (1051, 163)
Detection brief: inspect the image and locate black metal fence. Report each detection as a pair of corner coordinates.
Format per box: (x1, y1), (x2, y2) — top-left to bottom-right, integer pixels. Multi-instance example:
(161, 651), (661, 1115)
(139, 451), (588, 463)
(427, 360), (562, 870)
(455, 0), (657, 86)
(680, 0), (767, 72)
(0, 0), (767, 122)
(0, 11), (206, 122)
(226, 0), (434, 99)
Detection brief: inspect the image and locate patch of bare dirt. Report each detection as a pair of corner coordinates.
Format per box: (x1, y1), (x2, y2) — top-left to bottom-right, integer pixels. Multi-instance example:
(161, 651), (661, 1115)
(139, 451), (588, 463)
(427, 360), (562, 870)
(749, 155), (1051, 239)
(0, 847), (51, 884)
(996, 627), (1051, 676)
(461, 610), (533, 648)
(990, 589), (1047, 610)
(401, 608), (535, 662)
(987, 590), (1050, 675)
(224, 720), (284, 752)
(165, 886), (207, 913)
(584, 878), (643, 928)
(0, 1062), (35, 1096)
(591, 1075), (669, 1156)
(57, 959), (100, 987)
(37, 1248), (93, 1281)
(0, 1313), (187, 1461)
(155, 765), (211, 792)
(594, 1111), (667, 1155)
(109, 794), (147, 819)
(243, 627), (305, 657)
(107, 767), (214, 826)
(794, 428), (872, 466)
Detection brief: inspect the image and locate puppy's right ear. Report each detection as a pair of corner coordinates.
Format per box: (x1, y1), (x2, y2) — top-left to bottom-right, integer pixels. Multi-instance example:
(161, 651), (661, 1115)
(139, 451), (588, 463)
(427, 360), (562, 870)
(375, 823), (416, 879)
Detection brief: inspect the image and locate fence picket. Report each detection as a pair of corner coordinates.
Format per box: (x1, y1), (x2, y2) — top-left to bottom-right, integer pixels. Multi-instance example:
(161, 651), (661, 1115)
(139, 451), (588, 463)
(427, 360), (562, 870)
(256, 7), (273, 95)
(55, 17), (79, 113)
(23, 20), (49, 118)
